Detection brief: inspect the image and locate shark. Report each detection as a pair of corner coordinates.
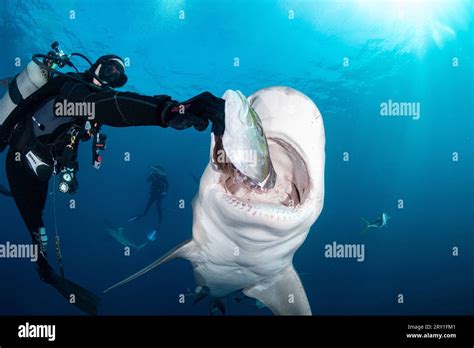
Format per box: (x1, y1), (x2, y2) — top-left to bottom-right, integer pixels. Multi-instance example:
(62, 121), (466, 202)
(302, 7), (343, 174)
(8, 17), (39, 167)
(104, 220), (147, 252)
(104, 86), (325, 315)
(361, 213), (390, 233)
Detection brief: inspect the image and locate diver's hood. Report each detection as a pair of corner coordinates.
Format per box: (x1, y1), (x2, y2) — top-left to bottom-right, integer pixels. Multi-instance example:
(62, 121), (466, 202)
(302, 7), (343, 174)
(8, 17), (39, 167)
(87, 54), (128, 88)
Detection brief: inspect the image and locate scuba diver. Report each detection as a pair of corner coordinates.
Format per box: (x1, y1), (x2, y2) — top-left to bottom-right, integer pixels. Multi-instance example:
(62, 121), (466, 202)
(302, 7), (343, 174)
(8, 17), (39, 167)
(128, 165), (168, 235)
(0, 42), (225, 315)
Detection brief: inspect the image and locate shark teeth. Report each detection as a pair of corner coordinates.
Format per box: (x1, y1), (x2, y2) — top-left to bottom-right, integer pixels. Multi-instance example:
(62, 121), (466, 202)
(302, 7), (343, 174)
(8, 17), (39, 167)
(220, 191), (301, 221)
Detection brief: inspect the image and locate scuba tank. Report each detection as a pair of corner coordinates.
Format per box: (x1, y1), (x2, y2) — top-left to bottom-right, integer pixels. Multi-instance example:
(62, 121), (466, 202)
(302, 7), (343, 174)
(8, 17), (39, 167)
(0, 61), (49, 151)
(0, 41), (104, 153)
(0, 42), (66, 152)
(0, 60), (49, 126)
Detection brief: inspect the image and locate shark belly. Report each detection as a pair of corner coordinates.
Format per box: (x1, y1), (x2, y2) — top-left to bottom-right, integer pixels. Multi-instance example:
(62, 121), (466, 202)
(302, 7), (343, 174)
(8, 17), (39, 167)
(190, 171), (313, 300)
(104, 87), (325, 316)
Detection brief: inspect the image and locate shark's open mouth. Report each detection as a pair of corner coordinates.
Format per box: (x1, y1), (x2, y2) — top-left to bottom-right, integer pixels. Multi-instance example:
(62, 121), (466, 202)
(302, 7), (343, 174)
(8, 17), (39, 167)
(213, 136), (310, 215)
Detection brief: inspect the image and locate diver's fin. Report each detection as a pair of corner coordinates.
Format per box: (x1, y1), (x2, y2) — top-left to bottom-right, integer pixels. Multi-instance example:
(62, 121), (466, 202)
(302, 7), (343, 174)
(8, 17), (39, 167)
(0, 184), (12, 197)
(243, 265), (311, 316)
(49, 272), (101, 315)
(103, 240), (195, 293)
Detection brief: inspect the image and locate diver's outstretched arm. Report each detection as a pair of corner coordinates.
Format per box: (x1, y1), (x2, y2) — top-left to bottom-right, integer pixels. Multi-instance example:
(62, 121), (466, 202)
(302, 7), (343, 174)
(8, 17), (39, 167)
(56, 82), (225, 133)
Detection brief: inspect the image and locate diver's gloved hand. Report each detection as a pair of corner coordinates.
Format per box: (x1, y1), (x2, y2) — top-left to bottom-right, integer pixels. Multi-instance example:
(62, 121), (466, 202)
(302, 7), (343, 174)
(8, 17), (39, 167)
(164, 92), (225, 134)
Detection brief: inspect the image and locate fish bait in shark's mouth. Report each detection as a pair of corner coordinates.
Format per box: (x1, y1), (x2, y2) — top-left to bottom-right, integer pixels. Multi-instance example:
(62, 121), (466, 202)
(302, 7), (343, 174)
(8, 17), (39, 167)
(104, 87), (325, 316)
(211, 90), (277, 190)
(212, 89), (310, 212)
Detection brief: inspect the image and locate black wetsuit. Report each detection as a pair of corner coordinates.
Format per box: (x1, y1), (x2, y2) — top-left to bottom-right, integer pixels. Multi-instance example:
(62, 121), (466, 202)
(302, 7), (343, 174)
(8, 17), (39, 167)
(7, 75), (172, 237)
(4, 73), (224, 280)
(143, 173), (168, 228)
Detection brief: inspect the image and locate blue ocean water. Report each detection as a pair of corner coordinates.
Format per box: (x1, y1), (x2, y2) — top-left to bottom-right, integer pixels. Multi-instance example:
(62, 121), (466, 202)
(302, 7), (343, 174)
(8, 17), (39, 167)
(0, 0), (472, 315)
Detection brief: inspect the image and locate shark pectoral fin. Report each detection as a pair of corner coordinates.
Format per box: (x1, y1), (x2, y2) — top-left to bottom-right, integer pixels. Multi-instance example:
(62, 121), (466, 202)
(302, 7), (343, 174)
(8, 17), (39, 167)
(243, 266), (312, 316)
(103, 240), (195, 294)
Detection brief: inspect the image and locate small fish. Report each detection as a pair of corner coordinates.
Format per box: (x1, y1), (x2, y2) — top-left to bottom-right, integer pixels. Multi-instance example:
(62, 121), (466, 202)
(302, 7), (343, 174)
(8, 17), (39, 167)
(211, 90), (276, 189)
(361, 213), (391, 233)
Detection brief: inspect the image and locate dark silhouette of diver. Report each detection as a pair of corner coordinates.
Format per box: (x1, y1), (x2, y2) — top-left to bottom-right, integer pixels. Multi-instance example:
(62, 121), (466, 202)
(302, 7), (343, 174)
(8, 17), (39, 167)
(128, 165), (168, 232)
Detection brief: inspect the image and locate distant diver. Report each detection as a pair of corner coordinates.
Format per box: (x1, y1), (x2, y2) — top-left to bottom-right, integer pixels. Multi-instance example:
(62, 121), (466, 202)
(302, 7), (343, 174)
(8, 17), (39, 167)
(128, 165), (169, 233)
(0, 42), (225, 315)
(361, 213), (390, 233)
